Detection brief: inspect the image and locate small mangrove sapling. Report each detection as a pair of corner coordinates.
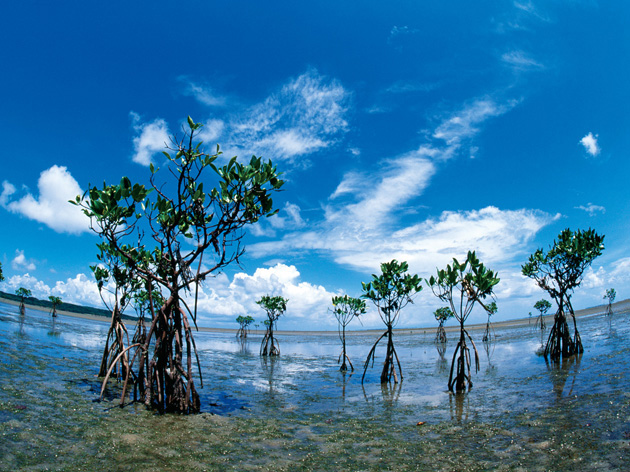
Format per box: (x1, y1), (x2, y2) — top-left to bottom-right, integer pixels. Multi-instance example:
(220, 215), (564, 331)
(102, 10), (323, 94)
(258, 295), (287, 356)
(236, 315), (255, 338)
(428, 251), (499, 393)
(434, 307), (453, 344)
(482, 301), (497, 343)
(330, 294), (366, 372)
(522, 228), (604, 361)
(533, 299), (551, 330)
(604, 288), (616, 317)
(16, 287), (32, 315)
(361, 260), (422, 384)
(49, 296), (62, 317)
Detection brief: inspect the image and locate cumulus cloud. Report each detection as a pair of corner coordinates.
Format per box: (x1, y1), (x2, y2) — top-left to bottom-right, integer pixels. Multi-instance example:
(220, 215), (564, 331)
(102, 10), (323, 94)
(11, 250), (36, 272)
(580, 132), (600, 157)
(0, 271), (116, 309)
(51, 273), (105, 307)
(186, 263), (339, 329)
(130, 112), (171, 166)
(575, 203), (605, 216)
(1, 273), (52, 299)
(1, 165), (89, 234)
(0, 264), (339, 329)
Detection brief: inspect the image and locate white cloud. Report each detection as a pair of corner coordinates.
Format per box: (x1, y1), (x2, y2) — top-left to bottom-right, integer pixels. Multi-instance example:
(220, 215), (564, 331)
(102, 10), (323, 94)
(388, 25), (419, 45)
(262, 129), (326, 157)
(204, 69), (349, 162)
(501, 50), (544, 70)
(575, 202), (605, 216)
(179, 78), (227, 107)
(0, 271), (109, 309)
(130, 113), (171, 166)
(325, 150), (437, 233)
(187, 263), (339, 329)
(513, 1), (550, 23)
(1, 273), (52, 299)
(433, 98), (519, 148)
(131, 70), (349, 166)
(197, 119), (225, 146)
(11, 250), (36, 272)
(51, 273), (105, 307)
(386, 81), (440, 94)
(580, 132), (600, 157)
(245, 92), (557, 324)
(269, 202), (306, 230)
(0, 181), (16, 206)
(1, 165), (89, 235)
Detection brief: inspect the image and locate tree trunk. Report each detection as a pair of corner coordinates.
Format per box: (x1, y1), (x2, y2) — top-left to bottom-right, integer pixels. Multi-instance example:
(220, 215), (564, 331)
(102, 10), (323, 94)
(339, 325), (352, 372)
(545, 297), (581, 361)
(448, 321), (478, 393)
(144, 297), (200, 414)
(380, 325), (402, 384)
(435, 322), (447, 344)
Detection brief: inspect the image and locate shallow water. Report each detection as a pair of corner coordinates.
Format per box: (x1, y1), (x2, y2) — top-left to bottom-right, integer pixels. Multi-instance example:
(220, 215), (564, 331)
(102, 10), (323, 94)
(1, 302), (629, 471)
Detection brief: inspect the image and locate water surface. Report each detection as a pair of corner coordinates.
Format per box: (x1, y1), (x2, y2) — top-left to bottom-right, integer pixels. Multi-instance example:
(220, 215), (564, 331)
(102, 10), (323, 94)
(1, 302), (628, 470)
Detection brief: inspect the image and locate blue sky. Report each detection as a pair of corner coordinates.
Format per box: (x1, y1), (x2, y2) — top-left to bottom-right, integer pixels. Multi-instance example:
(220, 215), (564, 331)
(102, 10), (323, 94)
(1, 1), (628, 330)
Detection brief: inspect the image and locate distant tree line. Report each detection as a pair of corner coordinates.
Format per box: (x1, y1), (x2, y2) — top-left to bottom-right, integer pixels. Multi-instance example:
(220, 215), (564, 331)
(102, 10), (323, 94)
(0, 290), (136, 320)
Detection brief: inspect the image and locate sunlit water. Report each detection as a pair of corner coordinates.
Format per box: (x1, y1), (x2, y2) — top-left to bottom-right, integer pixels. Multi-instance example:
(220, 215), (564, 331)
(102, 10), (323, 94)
(1, 301), (628, 471)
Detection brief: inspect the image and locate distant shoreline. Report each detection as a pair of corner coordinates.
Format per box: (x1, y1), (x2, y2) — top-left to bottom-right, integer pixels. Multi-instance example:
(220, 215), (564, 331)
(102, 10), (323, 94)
(3, 295), (628, 336)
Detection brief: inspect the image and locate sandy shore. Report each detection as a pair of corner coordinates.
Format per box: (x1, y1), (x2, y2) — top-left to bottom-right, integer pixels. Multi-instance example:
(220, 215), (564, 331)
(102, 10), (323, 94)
(6, 296), (629, 337)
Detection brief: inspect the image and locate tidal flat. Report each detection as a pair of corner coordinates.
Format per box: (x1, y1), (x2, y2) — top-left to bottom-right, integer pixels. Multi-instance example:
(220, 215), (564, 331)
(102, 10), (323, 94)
(0, 301), (629, 471)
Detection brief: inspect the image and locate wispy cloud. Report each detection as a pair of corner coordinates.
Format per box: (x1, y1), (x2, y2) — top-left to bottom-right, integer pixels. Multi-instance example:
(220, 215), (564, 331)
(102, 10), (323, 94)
(579, 132), (600, 157)
(248, 94), (553, 282)
(178, 77), (227, 107)
(575, 202), (605, 216)
(1, 165), (88, 235)
(131, 69), (350, 165)
(326, 149), (438, 233)
(501, 50), (544, 70)
(386, 81), (440, 94)
(218, 69), (349, 162)
(433, 98), (519, 148)
(388, 25), (419, 45)
(513, 1), (551, 23)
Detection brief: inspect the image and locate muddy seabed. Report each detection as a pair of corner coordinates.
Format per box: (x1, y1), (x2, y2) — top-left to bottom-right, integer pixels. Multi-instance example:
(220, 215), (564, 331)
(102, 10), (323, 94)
(1, 301), (629, 471)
